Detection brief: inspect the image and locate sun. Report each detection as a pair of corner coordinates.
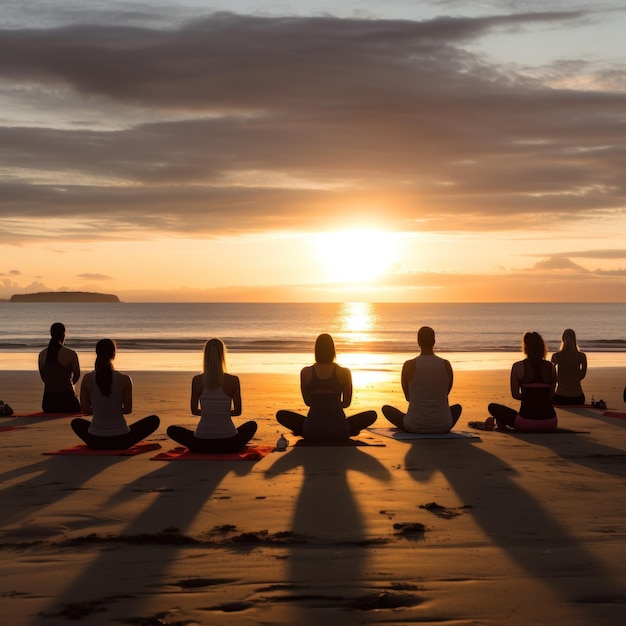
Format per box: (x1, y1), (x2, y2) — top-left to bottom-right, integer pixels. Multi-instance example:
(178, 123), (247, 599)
(313, 228), (397, 283)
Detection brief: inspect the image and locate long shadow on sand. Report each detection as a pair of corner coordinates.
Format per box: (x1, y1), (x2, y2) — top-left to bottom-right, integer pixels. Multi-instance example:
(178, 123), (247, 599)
(497, 426), (626, 478)
(28, 457), (257, 625)
(0, 455), (126, 536)
(263, 445), (391, 625)
(403, 440), (626, 620)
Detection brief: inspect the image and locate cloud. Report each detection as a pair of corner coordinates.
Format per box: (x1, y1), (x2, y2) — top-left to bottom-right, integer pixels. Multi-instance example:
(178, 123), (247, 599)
(0, 269), (20, 281)
(77, 272), (113, 280)
(532, 257), (588, 271)
(547, 249), (626, 259)
(0, 11), (587, 103)
(115, 265), (626, 303)
(594, 268), (626, 276)
(0, 10), (624, 240)
(381, 264), (626, 302)
(0, 279), (50, 298)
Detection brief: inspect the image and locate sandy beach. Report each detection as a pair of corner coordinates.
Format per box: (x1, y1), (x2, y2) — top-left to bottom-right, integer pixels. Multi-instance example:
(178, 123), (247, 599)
(1, 366), (625, 625)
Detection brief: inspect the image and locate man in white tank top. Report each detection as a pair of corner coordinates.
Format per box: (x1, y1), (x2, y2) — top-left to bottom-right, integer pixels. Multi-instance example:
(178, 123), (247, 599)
(382, 326), (462, 433)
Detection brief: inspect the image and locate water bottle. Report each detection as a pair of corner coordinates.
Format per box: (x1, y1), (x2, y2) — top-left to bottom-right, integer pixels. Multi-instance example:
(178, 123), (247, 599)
(276, 433), (288, 451)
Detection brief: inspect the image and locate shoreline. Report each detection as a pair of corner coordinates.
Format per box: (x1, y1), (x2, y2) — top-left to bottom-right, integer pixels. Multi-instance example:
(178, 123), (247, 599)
(1, 349), (625, 374)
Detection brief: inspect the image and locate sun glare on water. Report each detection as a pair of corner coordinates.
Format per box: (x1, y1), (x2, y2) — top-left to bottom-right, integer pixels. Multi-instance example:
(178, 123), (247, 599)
(314, 228), (396, 283)
(337, 302), (395, 386)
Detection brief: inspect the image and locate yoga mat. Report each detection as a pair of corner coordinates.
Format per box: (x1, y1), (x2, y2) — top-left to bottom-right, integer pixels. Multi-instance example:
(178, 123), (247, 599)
(603, 411), (626, 420)
(294, 438), (385, 447)
(0, 426), (27, 433)
(467, 423), (589, 435)
(504, 427), (591, 435)
(12, 412), (85, 419)
(43, 442), (162, 456)
(367, 427), (479, 440)
(553, 404), (593, 408)
(150, 445), (274, 461)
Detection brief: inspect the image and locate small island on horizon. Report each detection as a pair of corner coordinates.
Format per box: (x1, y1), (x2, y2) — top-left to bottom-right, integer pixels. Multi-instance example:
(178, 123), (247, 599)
(9, 291), (120, 303)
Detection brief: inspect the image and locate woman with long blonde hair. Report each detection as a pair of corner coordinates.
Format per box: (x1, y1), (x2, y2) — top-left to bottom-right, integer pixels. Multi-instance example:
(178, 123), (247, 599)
(551, 328), (587, 405)
(167, 339), (257, 453)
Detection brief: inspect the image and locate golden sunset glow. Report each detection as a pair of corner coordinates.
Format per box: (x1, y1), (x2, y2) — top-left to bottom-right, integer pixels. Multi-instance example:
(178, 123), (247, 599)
(339, 301), (375, 337)
(334, 302), (393, 386)
(314, 229), (397, 284)
(0, 3), (625, 303)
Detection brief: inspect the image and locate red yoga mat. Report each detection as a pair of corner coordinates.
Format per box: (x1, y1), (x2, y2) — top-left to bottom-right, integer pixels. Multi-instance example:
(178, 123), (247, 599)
(12, 412), (85, 419)
(603, 411), (626, 420)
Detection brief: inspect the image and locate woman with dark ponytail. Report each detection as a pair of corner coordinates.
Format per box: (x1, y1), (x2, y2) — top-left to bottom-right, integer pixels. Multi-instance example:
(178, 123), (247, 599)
(167, 338), (257, 453)
(71, 339), (159, 449)
(38, 322), (81, 413)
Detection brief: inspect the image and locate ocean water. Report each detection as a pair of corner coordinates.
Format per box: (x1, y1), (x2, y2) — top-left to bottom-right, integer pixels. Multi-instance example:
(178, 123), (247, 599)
(1, 302), (624, 373)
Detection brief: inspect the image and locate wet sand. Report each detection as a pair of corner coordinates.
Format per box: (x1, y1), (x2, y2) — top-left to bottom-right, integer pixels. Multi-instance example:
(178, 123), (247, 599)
(1, 367), (625, 625)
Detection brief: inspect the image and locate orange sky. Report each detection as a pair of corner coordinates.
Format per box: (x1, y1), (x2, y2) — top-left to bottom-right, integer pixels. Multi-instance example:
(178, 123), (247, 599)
(1, 2), (625, 302)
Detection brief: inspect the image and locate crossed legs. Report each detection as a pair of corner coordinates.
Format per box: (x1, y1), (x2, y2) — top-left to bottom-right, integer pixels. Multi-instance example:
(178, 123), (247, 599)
(276, 409), (377, 439)
(71, 415), (160, 450)
(166, 421), (258, 454)
(381, 404), (462, 432)
(487, 403), (517, 429)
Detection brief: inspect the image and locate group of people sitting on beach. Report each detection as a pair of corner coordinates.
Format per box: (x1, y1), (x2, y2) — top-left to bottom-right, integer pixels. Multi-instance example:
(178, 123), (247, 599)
(38, 321), (590, 452)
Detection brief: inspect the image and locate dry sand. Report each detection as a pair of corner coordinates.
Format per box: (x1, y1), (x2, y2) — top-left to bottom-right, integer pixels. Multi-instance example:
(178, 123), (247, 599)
(1, 366), (625, 625)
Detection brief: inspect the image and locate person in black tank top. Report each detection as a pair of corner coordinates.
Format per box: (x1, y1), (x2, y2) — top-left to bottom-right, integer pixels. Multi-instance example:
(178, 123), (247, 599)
(488, 332), (557, 431)
(276, 334), (377, 442)
(38, 322), (81, 413)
